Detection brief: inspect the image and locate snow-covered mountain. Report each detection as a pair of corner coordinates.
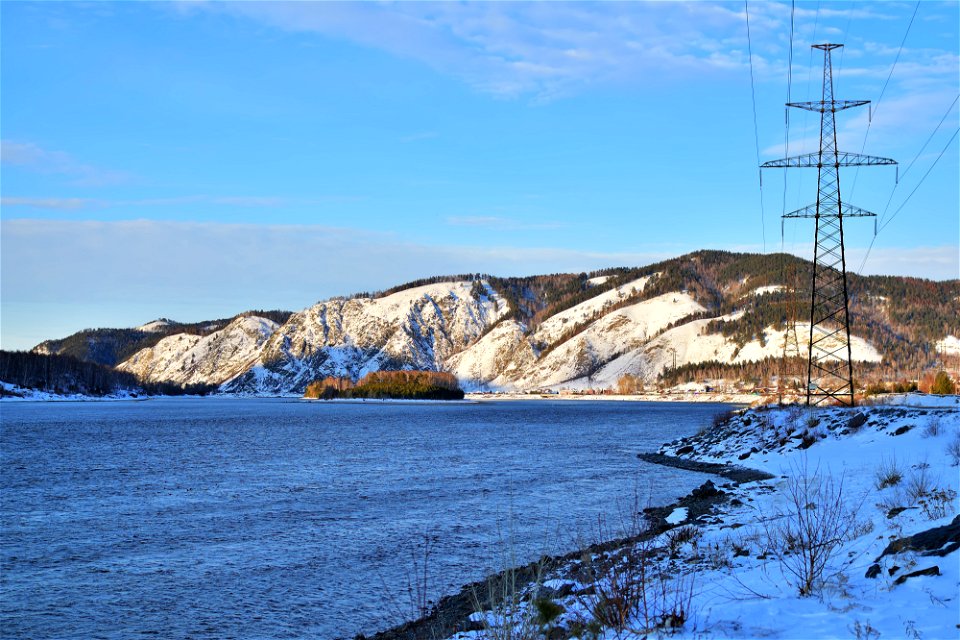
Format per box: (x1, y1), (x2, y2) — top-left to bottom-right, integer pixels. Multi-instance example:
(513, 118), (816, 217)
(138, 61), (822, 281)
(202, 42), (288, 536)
(117, 315), (280, 387)
(221, 280), (508, 393)
(30, 251), (960, 394)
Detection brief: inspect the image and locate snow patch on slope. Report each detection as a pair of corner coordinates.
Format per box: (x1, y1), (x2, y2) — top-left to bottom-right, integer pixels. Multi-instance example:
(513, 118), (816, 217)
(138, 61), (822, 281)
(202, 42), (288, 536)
(582, 318), (881, 389)
(517, 291), (705, 388)
(136, 319), (175, 332)
(532, 275), (655, 346)
(750, 285), (784, 296)
(119, 316), (279, 386)
(446, 320), (534, 392)
(936, 335), (960, 357)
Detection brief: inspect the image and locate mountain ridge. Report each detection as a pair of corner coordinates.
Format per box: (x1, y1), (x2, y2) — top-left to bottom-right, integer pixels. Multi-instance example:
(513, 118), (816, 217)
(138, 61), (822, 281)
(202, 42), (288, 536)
(30, 250), (960, 394)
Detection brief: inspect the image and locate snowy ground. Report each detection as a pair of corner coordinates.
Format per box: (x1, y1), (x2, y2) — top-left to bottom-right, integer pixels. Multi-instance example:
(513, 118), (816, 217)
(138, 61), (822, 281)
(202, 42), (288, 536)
(447, 397), (960, 640)
(0, 381), (143, 402)
(466, 391), (761, 405)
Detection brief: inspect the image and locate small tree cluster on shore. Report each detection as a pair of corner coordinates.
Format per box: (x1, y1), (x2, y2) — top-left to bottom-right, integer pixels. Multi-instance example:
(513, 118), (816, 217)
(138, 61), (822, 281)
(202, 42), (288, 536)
(304, 370), (464, 400)
(929, 370), (957, 395)
(304, 376), (355, 399)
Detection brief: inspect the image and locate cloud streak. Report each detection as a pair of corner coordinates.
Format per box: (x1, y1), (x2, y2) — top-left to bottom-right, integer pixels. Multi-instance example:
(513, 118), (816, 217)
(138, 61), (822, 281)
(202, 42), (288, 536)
(1, 140), (131, 187)
(0, 194), (361, 210)
(208, 2), (763, 100)
(196, 1), (955, 103)
(446, 215), (566, 231)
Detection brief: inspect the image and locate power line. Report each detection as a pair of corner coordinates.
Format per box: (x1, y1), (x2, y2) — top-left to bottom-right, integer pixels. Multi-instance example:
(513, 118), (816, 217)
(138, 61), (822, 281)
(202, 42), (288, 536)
(878, 94), (959, 227)
(745, 0), (766, 253)
(879, 128), (958, 234)
(781, 0), (795, 222)
(849, 0), (920, 198)
(857, 127), (959, 274)
(835, 1), (856, 86)
(856, 95), (959, 274)
(793, 1), (821, 214)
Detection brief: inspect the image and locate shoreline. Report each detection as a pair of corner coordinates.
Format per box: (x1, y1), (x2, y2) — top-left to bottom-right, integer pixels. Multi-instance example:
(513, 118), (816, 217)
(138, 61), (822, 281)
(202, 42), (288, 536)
(0, 389), (757, 405)
(469, 391), (760, 404)
(368, 456), (767, 640)
(369, 401), (960, 640)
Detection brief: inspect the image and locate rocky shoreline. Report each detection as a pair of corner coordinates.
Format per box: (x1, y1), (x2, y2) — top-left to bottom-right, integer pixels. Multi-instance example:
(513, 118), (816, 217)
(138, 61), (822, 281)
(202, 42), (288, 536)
(366, 456), (772, 640)
(367, 400), (959, 640)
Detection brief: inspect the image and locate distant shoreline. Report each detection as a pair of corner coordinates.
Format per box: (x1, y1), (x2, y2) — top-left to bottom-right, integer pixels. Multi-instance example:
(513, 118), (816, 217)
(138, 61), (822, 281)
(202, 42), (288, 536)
(465, 391), (761, 405)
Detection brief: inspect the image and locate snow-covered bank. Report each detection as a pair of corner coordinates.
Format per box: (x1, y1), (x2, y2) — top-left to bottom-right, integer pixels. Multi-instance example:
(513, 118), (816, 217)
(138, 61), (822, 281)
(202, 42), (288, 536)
(466, 392), (759, 404)
(426, 400), (960, 640)
(0, 382), (143, 402)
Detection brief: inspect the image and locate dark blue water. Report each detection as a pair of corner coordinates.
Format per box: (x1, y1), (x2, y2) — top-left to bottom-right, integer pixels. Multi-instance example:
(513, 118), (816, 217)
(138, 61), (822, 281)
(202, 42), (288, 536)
(0, 398), (730, 639)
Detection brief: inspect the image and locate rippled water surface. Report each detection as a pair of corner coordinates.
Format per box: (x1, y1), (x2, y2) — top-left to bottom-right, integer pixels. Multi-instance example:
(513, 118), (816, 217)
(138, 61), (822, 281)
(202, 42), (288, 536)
(1, 398), (733, 639)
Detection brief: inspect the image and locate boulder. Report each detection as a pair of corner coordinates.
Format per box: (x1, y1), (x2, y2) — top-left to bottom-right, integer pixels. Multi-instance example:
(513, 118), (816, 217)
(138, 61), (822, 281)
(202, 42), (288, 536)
(878, 515), (960, 559)
(894, 566), (940, 585)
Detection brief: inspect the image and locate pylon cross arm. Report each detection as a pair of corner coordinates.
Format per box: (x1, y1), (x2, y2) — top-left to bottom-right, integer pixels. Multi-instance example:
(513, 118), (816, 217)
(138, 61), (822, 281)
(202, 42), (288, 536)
(761, 151), (896, 168)
(783, 202), (877, 219)
(787, 99), (870, 113)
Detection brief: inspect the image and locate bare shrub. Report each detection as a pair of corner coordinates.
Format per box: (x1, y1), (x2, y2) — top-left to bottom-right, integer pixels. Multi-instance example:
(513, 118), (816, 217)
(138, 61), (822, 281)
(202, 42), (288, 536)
(576, 535), (699, 636)
(876, 489), (907, 515)
(666, 525), (702, 557)
(946, 433), (960, 467)
(904, 463), (934, 503)
(471, 557), (544, 640)
(849, 620), (881, 640)
(712, 409), (737, 429)
(763, 459), (861, 596)
(874, 456), (903, 490)
(922, 416), (942, 438)
(920, 488), (957, 521)
(585, 546), (651, 633)
(649, 566), (697, 631)
(377, 532), (435, 624)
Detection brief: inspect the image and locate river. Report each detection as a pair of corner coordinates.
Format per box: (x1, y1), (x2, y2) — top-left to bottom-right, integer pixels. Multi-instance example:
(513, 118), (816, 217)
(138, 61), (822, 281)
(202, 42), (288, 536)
(0, 397), (732, 639)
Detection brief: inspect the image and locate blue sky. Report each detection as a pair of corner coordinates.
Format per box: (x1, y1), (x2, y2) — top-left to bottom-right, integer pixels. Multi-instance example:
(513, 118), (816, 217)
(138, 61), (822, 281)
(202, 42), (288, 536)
(2, 1), (958, 350)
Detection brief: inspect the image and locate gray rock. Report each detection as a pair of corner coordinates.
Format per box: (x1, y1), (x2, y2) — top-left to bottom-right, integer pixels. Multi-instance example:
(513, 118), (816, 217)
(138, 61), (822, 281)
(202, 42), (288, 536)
(894, 566), (940, 585)
(878, 515), (960, 560)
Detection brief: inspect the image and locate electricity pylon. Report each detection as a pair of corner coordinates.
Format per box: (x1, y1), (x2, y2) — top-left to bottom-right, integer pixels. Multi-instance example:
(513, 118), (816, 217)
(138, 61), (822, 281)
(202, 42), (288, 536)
(762, 44), (896, 407)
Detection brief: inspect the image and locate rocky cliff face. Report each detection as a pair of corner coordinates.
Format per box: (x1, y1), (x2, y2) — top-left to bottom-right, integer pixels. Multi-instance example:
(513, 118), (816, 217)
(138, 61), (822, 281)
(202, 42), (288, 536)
(117, 316), (279, 387)
(221, 280), (509, 393)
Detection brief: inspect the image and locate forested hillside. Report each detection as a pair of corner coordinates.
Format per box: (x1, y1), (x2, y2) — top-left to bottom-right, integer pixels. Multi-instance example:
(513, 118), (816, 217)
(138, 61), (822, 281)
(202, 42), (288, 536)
(0, 351), (216, 396)
(34, 310), (293, 366)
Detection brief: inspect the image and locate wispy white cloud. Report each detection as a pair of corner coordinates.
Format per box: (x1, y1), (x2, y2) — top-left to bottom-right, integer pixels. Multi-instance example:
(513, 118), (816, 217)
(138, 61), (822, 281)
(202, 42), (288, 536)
(0, 194), (360, 210)
(202, 2), (768, 100)
(399, 131), (440, 143)
(180, 1), (954, 105)
(1, 140), (131, 187)
(851, 245), (959, 280)
(0, 197), (91, 210)
(742, 241), (959, 281)
(761, 88), (958, 159)
(446, 215), (566, 231)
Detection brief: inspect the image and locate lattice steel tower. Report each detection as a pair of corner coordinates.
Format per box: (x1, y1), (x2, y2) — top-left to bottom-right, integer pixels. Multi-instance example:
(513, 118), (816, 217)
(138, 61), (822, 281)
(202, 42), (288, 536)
(762, 44), (896, 407)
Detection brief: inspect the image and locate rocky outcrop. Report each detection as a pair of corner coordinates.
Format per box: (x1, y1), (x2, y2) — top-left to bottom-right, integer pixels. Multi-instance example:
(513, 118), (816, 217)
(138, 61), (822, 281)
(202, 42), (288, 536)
(117, 315), (279, 387)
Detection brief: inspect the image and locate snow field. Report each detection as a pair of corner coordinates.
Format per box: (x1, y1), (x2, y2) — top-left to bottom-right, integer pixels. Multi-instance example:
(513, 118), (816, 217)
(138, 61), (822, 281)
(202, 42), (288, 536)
(449, 401), (960, 639)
